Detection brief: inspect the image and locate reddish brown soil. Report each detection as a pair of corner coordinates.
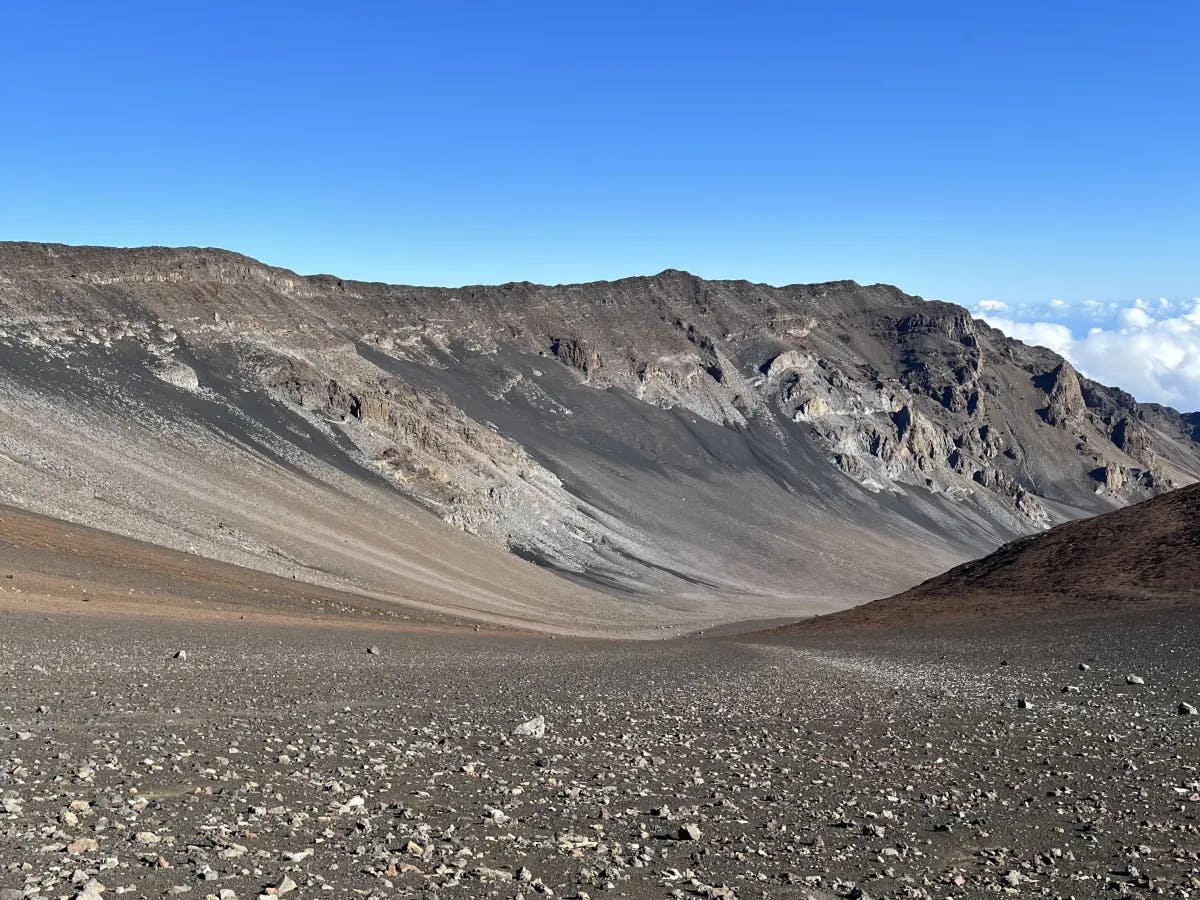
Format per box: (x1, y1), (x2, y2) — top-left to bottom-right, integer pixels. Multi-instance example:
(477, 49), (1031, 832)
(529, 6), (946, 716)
(0, 503), (479, 633)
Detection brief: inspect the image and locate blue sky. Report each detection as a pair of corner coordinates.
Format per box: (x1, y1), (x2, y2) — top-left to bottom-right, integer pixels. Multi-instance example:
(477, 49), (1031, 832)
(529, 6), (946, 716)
(3, 2), (1199, 406)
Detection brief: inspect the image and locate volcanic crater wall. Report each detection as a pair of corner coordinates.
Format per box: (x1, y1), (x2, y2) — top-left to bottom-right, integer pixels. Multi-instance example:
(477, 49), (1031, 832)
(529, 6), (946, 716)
(0, 241), (1196, 624)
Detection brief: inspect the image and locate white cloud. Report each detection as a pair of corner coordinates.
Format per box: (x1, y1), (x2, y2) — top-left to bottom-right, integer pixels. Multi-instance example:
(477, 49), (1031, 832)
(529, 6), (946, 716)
(978, 298), (1200, 411)
(981, 316), (1076, 358)
(976, 299), (1009, 312)
(1079, 298), (1118, 320)
(1117, 306), (1153, 329)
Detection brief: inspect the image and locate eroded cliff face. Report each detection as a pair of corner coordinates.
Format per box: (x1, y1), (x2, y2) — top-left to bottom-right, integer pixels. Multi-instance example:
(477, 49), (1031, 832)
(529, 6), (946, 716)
(258, 353), (621, 577)
(0, 242), (1196, 619)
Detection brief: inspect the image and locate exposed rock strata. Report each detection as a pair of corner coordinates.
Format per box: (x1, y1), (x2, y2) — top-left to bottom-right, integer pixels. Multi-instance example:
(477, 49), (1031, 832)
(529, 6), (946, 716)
(0, 241), (1196, 618)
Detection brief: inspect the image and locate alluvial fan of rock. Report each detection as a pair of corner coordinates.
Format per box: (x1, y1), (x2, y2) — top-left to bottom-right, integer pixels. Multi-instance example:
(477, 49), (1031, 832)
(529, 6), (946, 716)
(0, 241), (1198, 629)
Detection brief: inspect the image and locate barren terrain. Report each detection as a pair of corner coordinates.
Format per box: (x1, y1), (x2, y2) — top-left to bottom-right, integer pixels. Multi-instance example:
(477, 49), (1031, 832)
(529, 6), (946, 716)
(3, 485), (1199, 898)
(2, 245), (1199, 899)
(2, 242), (1198, 630)
(2, 595), (1198, 900)
(785, 483), (1200, 631)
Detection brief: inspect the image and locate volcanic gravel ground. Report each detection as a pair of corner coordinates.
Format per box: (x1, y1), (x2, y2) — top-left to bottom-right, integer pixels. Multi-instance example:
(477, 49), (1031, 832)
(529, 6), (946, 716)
(1, 607), (1198, 899)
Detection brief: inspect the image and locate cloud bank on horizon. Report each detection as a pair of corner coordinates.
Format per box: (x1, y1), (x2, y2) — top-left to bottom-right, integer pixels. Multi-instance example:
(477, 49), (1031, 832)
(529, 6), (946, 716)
(970, 296), (1200, 413)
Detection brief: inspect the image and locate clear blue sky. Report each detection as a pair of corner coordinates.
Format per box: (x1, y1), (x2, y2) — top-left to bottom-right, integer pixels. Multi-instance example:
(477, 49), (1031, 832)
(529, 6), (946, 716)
(3, 1), (1196, 308)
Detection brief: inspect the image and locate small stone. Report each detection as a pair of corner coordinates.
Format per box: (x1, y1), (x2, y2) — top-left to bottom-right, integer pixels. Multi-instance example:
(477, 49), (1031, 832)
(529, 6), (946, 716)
(173, 650), (187, 661)
(1016, 695), (1033, 709)
(67, 837), (99, 854)
(677, 823), (702, 840)
(366, 645), (380, 655)
(512, 715), (546, 738)
(1180, 702), (1198, 716)
(1126, 674), (1145, 685)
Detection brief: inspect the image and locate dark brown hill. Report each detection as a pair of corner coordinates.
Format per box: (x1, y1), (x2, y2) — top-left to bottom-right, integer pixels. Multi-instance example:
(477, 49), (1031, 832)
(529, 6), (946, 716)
(783, 483), (1200, 630)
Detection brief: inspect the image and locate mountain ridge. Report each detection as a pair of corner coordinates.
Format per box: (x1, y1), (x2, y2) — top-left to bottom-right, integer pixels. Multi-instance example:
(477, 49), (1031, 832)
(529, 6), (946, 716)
(0, 240), (873, 294)
(0, 240), (1196, 629)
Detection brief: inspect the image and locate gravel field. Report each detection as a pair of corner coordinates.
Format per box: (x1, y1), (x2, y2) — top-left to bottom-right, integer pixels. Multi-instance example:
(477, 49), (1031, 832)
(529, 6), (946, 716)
(1, 605), (1198, 900)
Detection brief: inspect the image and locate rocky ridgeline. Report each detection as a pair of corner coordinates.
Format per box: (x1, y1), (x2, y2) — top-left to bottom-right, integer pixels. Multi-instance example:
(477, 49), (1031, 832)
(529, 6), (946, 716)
(0, 242), (1197, 609)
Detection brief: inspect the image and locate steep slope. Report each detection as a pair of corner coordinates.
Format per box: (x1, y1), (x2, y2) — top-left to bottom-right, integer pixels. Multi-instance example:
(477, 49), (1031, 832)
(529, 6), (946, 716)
(0, 241), (1196, 624)
(783, 483), (1200, 629)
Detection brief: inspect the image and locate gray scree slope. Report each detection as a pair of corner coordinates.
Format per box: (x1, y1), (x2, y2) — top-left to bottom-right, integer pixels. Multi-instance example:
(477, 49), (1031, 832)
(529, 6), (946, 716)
(0, 242), (1196, 631)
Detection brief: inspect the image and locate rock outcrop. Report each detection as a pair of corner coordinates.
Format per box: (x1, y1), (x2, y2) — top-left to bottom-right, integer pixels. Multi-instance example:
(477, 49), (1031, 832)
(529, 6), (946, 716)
(1039, 362), (1086, 427)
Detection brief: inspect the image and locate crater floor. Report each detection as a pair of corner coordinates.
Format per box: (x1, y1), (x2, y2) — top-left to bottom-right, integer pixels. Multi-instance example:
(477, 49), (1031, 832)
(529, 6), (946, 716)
(1, 592), (1197, 899)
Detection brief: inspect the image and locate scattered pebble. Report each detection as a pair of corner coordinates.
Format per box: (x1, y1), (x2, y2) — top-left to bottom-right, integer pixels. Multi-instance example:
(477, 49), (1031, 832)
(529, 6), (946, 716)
(0, 606), (1194, 897)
